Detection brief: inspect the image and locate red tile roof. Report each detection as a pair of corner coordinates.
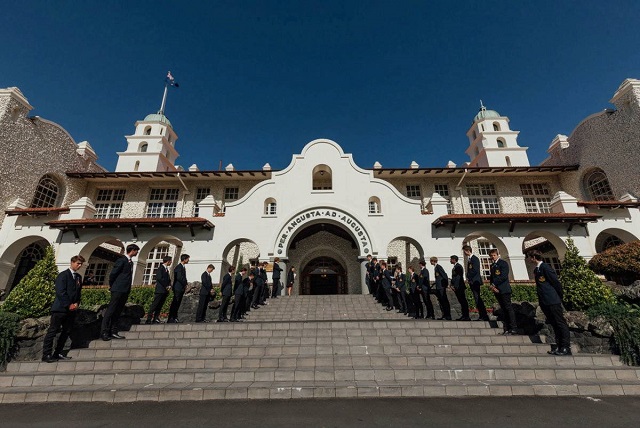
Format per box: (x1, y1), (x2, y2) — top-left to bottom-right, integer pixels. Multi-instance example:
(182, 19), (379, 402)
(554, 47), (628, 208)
(5, 207), (70, 216)
(46, 217), (214, 229)
(577, 201), (640, 208)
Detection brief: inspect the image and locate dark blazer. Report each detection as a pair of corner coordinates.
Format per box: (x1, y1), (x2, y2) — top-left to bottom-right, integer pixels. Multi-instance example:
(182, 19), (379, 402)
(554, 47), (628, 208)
(173, 263), (188, 293)
(534, 262), (563, 306)
(220, 273), (233, 297)
(242, 277), (253, 295)
(109, 256), (134, 293)
(154, 264), (171, 294)
(51, 269), (82, 313)
(489, 259), (512, 294)
(272, 263), (282, 280)
(433, 264), (449, 290)
(419, 267), (430, 290)
(409, 272), (420, 293)
(200, 271), (213, 296)
(395, 273), (406, 292)
(451, 263), (465, 290)
(373, 264), (381, 282)
(260, 268), (268, 284)
(287, 270), (295, 286)
(466, 255), (483, 285)
(233, 273), (243, 295)
(254, 268), (264, 286)
(381, 269), (393, 290)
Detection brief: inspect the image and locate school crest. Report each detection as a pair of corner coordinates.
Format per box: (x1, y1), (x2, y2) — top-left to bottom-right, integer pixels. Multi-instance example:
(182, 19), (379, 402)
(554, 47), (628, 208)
(468, 263), (472, 270)
(495, 270), (501, 275)
(538, 276), (546, 283)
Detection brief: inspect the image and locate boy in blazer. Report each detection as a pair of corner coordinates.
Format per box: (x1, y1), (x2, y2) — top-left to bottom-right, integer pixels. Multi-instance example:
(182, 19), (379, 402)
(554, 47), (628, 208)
(380, 261), (394, 311)
(146, 256), (172, 324)
(101, 244), (139, 341)
(463, 245), (489, 321)
(450, 255), (470, 321)
(196, 264), (215, 322)
(408, 266), (423, 319)
(167, 254), (190, 323)
(42, 255), (85, 363)
(218, 266), (235, 322)
(430, 257), (452, 320)
(231, 267), (248, 322)
(489, 249), (517, 334)
(419, 259), (435, 319)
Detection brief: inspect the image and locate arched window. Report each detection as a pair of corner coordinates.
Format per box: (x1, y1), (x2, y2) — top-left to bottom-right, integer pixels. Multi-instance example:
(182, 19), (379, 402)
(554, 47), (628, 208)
(493, 122), (500, 131)
(143, 126), (152, 135)
(312, 164), (332, 190)
(497, 138), (505, 148)
(31, 175), (60, 208)
(585, 169), (615, 201)
(602, 235), (624, 251)
(134, 161), (140, 172)
(505, 156), (512, 166)
(368, 197), (381, 214)
(139, 143), (148, 153)
(264, 198), (277, 216)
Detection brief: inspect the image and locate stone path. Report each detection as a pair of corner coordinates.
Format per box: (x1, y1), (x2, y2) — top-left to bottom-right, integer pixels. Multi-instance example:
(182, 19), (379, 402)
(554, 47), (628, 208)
(0, 295), (639, 402)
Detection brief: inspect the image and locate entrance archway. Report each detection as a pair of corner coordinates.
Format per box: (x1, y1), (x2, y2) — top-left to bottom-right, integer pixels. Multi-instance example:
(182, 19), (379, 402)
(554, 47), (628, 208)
(300, 256), (347, 295)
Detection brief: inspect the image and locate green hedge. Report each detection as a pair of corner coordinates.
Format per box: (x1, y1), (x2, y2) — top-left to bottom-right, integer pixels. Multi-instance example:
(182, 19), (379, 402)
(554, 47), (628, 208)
(0, 312), (20, 368)
(464, 283), (538, 310)
(587, 300), (640, 366)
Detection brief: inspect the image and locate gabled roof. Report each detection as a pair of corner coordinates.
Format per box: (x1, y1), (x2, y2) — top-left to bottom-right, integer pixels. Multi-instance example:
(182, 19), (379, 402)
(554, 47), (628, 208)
(432, 212), (601, 233)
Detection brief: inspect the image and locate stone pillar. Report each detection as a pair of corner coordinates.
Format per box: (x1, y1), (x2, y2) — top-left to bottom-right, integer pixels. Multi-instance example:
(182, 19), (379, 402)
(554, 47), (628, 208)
(360, 260), (369, 295)
(550, 191), (586, 214)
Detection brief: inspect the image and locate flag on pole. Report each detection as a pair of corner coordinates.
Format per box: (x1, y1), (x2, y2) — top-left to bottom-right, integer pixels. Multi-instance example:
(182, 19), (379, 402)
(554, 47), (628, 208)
(165, 71), (179, 88)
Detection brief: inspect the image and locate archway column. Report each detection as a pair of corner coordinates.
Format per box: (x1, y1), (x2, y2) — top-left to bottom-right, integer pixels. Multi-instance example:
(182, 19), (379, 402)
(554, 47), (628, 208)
(501, 236), (529, 281)
(0, 260), (15, 294)
(360, 260), (369, 295)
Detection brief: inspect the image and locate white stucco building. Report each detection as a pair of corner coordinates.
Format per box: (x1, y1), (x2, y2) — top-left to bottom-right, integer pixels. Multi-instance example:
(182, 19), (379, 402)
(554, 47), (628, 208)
(1, 79), (639, 296)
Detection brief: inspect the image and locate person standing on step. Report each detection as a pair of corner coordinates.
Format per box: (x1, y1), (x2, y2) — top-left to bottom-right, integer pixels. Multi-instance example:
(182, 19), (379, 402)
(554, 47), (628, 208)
(246, 263), (256, 312)
(243, 270), (255, 316)
(146, 256), (172, 324)
(380, 260), (394, 311)
(488, 249), (518, 335)
(218, 266), (234, 322)
(167, 254), (190, 323)
(394, 265), (407, 315)
(101, 244), (139, 341)
(260, 262), (269, 304)
(450, 255), (470, 321)
(373, 257), (384, 305)
(271, 257), (282, 298)
(195, 264), (215, 322)
(365, 254), (373, 295)
(419, 259), (435, 319)
(286, 266), (296, 296)
(42, 255), (85, 363)
(463, 245), (489, 321)
(231, 267), (248, 322)
(408, 266), (423, 319)
(251, 263), (264, 309)
(527, 250), (571, 355)
(430, 257), (452, 320)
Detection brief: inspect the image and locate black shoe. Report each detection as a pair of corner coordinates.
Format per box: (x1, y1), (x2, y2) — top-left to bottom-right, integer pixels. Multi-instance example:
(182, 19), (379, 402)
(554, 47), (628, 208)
(145, 319), (152, 325)
(457, 317), (471, 321)
(152, 319), (162, 324)
(385, 307), (393, 311)
(101, 333), (111, 341)
(110, 333), (126, 340)
(230, 319), (238, 322)
(55, 353), (72, 361)
(42, 354), (58, 363)
(425, 315), (435, 320)
(216, 319), (229, 323)
(502, 330), (517, 336)
(437, 317), (451, 320)
(555, 347), (572, 356)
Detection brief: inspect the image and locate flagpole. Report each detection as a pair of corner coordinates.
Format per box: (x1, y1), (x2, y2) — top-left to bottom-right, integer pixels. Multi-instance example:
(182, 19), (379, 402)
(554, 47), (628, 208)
(159, 82), (169, 115)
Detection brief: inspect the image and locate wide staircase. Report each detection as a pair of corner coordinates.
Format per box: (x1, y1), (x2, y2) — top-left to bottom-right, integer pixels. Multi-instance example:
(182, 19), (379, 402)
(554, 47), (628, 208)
(1, 295), (639, 403)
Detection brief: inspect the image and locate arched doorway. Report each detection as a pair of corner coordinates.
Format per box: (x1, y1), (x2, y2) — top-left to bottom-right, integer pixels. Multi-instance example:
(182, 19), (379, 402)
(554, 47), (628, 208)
(522, 231), (567, 278)
(300, 256), (347, 295)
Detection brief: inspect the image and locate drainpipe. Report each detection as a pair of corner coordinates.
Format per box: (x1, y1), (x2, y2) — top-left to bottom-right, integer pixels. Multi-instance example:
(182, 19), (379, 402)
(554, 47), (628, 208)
(455, 168), (469, 214)
(177, 172), (190, 217)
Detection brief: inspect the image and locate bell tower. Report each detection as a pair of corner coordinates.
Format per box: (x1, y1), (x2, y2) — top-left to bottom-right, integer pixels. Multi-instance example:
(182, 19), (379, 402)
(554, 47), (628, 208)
(465, 103), (529, 167)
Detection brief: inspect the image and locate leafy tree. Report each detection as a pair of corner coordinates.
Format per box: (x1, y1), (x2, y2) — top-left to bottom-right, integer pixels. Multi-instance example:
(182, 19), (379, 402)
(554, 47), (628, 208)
(1, 246), (59, 319)
(561, 238), (615, 311)
(589, 241), (640, 285)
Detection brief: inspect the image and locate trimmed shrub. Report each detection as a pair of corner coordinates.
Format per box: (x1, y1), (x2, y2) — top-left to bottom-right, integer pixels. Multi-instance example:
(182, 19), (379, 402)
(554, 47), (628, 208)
(589, 241), (640, 285)
(0, 312), (20, 367)
(1, 246), (58, 319)
(560, 238), (616, 311)
(587, 301), (640, 366)
(465, 283), (538, 310)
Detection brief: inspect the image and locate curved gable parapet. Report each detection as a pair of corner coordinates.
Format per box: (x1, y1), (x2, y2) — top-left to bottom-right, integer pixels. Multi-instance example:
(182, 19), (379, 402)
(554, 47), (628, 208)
(224, 180), (274, 209)
(567, 110), (613, 141)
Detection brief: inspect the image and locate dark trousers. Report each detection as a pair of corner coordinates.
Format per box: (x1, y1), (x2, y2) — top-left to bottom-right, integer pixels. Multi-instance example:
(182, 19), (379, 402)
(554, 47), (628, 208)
(376, 282), (387, 304)
(396, 290), (407, 312)
(420, 288), (435, 318)
(101, 291), (129, 334)
(541, 303), (571, 348)
(195, 294), (211, 322)
(43, 311), (76, 357)
(231, 294), (245, 320)
(412, 292), (423, 318)
(496, 292), (517, 332)
(434, 288), (451, 319)
(252, 284), (263, 306)
(168, 288), (185, 321)
(261, 283), (269, 302)
(219, 295), (231, 320)
(147, 292), (168, 321)
(365, 276), (371, 294)
(470, 282), (488, 319)
(245, 290), (254, 312)
(271, 279), (281, 298)
(453, 286), (470, 319)
(384, 287), (393, 309)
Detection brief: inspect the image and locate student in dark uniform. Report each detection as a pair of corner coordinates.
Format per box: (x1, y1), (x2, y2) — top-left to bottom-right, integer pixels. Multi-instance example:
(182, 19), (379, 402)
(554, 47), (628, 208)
(42, 255), (85, 363)
(364, 254), (373, 295)
(489, 249), (517, 335)
(394, 265), (407, 314)
(271, 257), (282, 298)
(260, 262), (269, 304)
(167, 254), (189, 324)
(380, 260), (394, 311)
(146, 256), (172, 324)
(527, 250), (571, 355)
(243, 270), (255, 316)
(101, 244), (140, 340)
(251, 263), (264, 309)
(218, 266), (235, 322)
(430, 257), (452, 320)
(408, 266), (423, 319)
(246, 264), (256, 312)
(373, 258), (385, 305)
(419, 259), (435, 319)
(450, 255), (470, 321)
(231, 267), (247, 322)
(463, 245), (489, 321)
(195, 264), (215, 322)
(286, 266), (296, 296)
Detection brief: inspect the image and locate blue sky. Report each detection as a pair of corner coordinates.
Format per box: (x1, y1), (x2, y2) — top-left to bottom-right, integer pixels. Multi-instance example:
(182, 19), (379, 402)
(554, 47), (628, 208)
(2, 1), (639, 171)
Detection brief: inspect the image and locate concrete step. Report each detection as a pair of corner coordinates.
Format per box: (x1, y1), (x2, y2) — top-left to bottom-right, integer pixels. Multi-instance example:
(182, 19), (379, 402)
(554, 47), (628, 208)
(4, 354), (626, 374)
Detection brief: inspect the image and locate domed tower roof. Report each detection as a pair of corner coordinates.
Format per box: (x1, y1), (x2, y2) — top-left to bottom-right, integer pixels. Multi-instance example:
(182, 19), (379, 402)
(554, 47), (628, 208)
(474, 103), (501, 122)
(143, 113), (172, 127)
